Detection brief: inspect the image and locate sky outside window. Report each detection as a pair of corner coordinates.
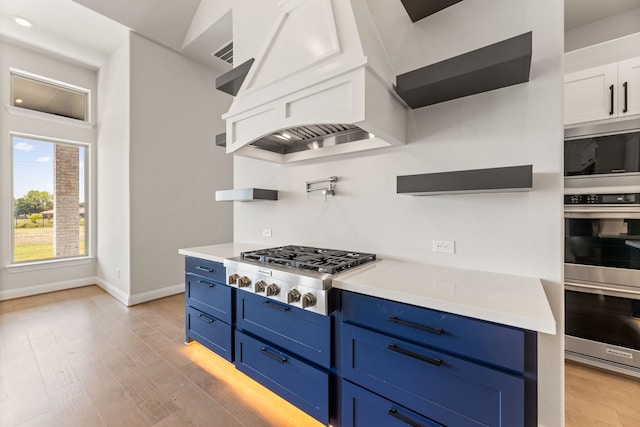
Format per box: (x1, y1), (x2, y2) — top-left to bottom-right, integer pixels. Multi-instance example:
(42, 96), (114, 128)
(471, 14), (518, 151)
(13, 136), (85, 202)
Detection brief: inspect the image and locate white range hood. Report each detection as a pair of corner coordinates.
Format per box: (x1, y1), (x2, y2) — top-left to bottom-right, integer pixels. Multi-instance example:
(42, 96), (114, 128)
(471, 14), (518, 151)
(222, 0), (407, 163)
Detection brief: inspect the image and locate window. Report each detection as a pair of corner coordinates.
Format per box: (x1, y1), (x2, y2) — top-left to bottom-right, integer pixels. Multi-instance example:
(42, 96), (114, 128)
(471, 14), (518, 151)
(12, 134), (88, 263)
(10, 71), (89, 121)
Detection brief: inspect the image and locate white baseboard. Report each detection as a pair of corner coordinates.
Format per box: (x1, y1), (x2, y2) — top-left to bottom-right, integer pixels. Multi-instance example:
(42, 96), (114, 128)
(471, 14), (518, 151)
(0, 277), (96, 301)
(1, 276), (185, 307)
(127, 283), (185, 306)
(94, 277), (130, 306)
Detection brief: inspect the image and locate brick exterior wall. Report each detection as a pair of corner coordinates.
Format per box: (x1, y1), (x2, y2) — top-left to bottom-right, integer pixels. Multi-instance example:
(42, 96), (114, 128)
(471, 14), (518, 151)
(53, 144), (80, 257)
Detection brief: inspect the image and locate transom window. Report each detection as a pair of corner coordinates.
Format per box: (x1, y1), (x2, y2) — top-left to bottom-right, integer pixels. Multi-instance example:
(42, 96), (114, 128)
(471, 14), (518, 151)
(11, 71), (88, 121)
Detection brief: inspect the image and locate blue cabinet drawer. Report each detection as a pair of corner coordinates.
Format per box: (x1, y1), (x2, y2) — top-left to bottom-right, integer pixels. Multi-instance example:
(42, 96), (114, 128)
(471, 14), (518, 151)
(185, 257), (226, 284)
(235, 330), (329, 424)
(186, 306), (233, 362)
(342, 291), (524, 372)
(236, 291), (331, 368)
(186, 274), (233, 324)
(341, 323), (525, 427)
(342, 380), (446, 427)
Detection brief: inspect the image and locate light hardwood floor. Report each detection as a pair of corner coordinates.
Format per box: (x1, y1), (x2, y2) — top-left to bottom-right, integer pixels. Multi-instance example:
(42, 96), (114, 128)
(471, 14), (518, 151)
(2, 285), (639, 427)
(0, 285), (323, 427)
(566, 360), (640, 427)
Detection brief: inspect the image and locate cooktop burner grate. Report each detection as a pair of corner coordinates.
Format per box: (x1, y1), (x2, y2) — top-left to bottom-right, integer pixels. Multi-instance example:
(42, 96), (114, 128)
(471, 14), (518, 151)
(240, 245), (376, 274)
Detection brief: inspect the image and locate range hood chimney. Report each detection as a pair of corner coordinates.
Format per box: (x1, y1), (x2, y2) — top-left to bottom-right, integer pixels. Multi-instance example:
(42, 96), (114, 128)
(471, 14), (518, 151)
(222, 0), (407, 163)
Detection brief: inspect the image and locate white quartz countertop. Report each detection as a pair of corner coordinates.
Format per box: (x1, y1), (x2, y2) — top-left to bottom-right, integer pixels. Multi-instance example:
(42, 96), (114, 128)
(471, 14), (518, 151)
(178, 244), (556, 335)
(333, 259), (556, 335)
(178, 243), (267, 263)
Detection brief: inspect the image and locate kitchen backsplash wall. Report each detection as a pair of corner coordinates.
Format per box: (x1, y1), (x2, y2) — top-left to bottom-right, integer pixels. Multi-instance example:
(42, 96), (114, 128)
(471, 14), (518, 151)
(231, 1), (564, 426)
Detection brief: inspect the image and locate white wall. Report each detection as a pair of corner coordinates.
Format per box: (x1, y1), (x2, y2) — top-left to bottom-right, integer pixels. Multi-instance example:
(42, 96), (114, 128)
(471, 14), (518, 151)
(565, 7), (640, 52)
(96, 37), (131, 302)
(231, 0), (564, 426)
(0, 40), (97, 300)
(127, 33), (233, 302)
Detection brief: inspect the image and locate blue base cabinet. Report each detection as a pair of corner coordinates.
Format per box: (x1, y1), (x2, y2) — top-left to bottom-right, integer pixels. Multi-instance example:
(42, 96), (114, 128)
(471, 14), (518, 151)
(182, 258), (538, 426)
(341, 380), (445, 427)
(235, 291), (334, 424)
(339, 291), (537, 427)
(185, 257), (235, 362)
(236, 291), (332, 368)
(235, 330), (330, 424)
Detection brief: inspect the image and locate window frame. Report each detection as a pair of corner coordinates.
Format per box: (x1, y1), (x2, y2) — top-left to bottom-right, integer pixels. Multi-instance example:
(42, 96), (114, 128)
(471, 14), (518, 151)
(9, 132), (92, 267)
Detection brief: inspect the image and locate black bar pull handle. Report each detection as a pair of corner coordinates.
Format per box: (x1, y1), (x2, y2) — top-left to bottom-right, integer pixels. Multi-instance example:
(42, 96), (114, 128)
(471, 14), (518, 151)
(388, 408), (444, 427)
(197, 313), (214, 324)
(610, 84), (615, 115)
(260, 347), (287, 363)
(197, 280), (215, 288)
(623, 81), (628, 113)
(388, 316), (443, 335)
(262, 300), (290, 311)
(388, 344), (442, 366)
(195, 266), (215, 273)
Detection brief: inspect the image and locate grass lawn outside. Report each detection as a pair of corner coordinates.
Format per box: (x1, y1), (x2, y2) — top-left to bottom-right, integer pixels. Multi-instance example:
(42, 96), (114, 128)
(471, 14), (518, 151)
(13, 223), (86, 262)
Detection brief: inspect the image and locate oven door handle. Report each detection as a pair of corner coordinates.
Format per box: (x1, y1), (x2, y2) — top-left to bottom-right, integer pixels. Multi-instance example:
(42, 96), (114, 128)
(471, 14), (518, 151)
(565, 281), (640, 297)
(564, 210), (640, 219)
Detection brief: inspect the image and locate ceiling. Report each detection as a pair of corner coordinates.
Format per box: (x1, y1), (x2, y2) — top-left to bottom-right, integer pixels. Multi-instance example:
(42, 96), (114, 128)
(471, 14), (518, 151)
(565, 0), (640, 30)
(0, 0), (232, 71)
(0, 0), (639, 70)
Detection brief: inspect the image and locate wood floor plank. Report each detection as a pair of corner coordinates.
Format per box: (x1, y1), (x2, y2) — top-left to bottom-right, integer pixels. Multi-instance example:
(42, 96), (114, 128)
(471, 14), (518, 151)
(47, 381), (96, 423)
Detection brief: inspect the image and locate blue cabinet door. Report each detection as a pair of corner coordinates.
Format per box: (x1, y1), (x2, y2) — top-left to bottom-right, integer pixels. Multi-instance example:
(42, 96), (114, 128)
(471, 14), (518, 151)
(186, 273), (233, 324)
(341, 291), (525, 372)
(341, 323), (525, 427)
(235, 330), (330, 424)
(236, 291), (332, 368)
(342, 380), (447, 427)
(186, 306), (233, 361)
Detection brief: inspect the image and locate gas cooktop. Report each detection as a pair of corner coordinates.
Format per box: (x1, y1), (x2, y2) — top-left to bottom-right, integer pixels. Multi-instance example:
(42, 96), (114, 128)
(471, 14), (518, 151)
(240, 245), (376, 274)
(223, 245), (377, 315)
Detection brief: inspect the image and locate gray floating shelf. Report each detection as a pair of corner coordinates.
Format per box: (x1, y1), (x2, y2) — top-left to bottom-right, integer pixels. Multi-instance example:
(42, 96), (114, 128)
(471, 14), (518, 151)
(215, 188), (278, 202)
(215, 58), (254, 96)
(215, 132), (226, 147)
(395, 32), (532, 109)
(400, 0), (463, 22)
(397, 165), (532, 196)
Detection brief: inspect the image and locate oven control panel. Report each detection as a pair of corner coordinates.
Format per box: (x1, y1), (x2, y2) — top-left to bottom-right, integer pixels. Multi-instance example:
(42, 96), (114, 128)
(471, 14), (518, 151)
(565, 193), (640, 205)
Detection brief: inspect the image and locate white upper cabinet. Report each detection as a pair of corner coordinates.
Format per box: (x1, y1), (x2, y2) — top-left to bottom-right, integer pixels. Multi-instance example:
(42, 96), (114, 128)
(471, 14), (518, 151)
(618, 57), (640, 118)
(564, 58), (640, 126)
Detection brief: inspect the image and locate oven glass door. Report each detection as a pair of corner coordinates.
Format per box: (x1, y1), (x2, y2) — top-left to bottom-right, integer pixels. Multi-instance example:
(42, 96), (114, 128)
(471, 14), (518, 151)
(565, 131), (640, 176)
(565, 289), (640, 351)
(565, 215), (640, 270)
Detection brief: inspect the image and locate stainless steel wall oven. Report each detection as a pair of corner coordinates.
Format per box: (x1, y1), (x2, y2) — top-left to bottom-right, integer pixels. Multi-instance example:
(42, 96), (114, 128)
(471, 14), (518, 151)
(564, 192), (640, 376)
(564, 121), (640, 376)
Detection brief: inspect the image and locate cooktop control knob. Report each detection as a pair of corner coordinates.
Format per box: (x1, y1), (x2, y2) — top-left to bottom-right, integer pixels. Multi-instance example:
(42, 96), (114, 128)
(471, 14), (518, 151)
(266, 283), (280, 296)
(237, 276), (251, 288)
(255, 280), (266, 293)
(287, 289), (301, 303)
(302, 293), (316, 308)
(228, 273), (239, 285)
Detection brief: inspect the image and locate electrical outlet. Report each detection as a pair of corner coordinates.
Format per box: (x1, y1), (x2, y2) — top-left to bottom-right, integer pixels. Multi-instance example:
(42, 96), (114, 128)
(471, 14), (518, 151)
(433, 240), (455, 254)
(116, 268), (121, 279)
(262, 228), (272, 238)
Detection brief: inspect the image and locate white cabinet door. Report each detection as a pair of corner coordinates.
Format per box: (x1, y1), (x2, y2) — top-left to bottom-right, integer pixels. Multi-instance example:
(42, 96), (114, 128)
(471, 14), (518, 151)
(564, 63), (617, 125)
(618, 57), (640, 117)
